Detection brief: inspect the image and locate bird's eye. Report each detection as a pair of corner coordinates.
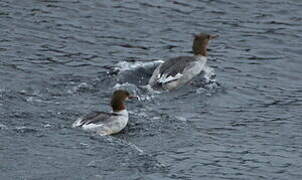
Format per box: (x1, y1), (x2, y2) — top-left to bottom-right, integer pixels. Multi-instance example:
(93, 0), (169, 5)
(207, 35), (211, 39)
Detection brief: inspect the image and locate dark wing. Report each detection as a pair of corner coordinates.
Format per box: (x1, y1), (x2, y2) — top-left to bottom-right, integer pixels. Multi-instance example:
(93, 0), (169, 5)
(73, 111), (119, 127)
(158, 56), (195, 78)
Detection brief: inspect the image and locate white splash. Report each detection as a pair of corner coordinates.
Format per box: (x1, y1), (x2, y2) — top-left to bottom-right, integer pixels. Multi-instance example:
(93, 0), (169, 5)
(0, 123), (8, 130)
(113, 82), (137, 90)
(196, 65), (218, 93)
(67, 82), (91, 94)
(203, 65), (216, 83)
(114, 60), (163, 72)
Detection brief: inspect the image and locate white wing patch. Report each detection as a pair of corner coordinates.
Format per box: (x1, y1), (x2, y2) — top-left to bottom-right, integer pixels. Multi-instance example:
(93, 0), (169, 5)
(82, 123), (104, 131)
(72, 117), (84, 128)
(158, 73), (183, 84)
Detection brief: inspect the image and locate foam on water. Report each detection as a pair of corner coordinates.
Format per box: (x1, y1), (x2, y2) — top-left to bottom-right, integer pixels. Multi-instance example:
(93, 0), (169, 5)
(0, 123), (8, 130)
(114, 60), (163, 72)
(203, 65), (216, 84)
(67, 82), (92, 94)
(113, 60), (168, 100)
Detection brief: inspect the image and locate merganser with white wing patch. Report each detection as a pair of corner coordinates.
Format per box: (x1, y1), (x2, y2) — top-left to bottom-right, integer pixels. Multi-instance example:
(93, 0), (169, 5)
(148, 33), (218, 90)
(72, 90), (137, 135)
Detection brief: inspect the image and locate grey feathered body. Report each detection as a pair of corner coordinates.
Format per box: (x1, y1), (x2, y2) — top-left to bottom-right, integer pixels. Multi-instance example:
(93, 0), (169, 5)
(149, 55), (207, 90)
(72, 110), (129, 135)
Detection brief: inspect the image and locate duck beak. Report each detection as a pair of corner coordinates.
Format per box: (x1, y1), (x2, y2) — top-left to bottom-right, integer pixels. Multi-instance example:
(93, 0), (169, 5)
(128, 95), (138, 99)
(210, 35), (219, 40)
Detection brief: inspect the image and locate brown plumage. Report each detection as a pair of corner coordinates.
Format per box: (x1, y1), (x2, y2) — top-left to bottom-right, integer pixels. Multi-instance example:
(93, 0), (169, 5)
(110, 90), (137, 112)
(110, 90), (133, 112)
(192, 33), (219, 56)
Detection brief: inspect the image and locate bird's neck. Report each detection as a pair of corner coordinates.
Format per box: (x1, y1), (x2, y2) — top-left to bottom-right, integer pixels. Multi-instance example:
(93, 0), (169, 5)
(114, 109), (128, 116)
(111, 99), (125, 112)
(192, 41), (208, 56)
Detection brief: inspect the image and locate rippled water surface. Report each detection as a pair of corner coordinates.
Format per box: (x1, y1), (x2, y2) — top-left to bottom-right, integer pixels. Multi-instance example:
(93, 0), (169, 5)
(1, 0), (302, 179)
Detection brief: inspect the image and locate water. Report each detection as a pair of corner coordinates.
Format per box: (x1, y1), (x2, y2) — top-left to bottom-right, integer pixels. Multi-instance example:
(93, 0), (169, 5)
(1, 0), (302, 179)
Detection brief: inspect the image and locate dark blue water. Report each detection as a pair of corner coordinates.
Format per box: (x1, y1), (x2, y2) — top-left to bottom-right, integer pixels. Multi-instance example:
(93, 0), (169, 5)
(1, 0), (302, 179)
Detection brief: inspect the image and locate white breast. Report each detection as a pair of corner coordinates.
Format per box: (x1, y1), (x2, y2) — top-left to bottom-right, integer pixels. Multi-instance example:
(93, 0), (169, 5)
(180, 56), (207, 80)
(194, 56), (207, 68)
(82, 110), (129, 135)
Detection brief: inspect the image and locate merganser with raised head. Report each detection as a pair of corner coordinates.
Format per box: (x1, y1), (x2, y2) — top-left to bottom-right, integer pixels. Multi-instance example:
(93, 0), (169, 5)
(72, 90), (137, 135)
(148, 33), (218, 91)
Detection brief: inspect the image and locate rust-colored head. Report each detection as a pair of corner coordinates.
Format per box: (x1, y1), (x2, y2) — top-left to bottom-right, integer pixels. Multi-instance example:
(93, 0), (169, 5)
(110, 90), (137, 112)
(192, 33), (218, 56)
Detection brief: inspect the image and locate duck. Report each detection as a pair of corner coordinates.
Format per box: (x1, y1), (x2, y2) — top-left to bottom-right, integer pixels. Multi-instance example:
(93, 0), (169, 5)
(72, 90), (137, 135)
(148, 33), (218, 91)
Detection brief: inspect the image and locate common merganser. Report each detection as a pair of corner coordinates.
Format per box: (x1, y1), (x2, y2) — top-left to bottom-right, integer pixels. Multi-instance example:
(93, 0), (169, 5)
(148, 33), (218, 90)
(72, 90), (137, 135)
